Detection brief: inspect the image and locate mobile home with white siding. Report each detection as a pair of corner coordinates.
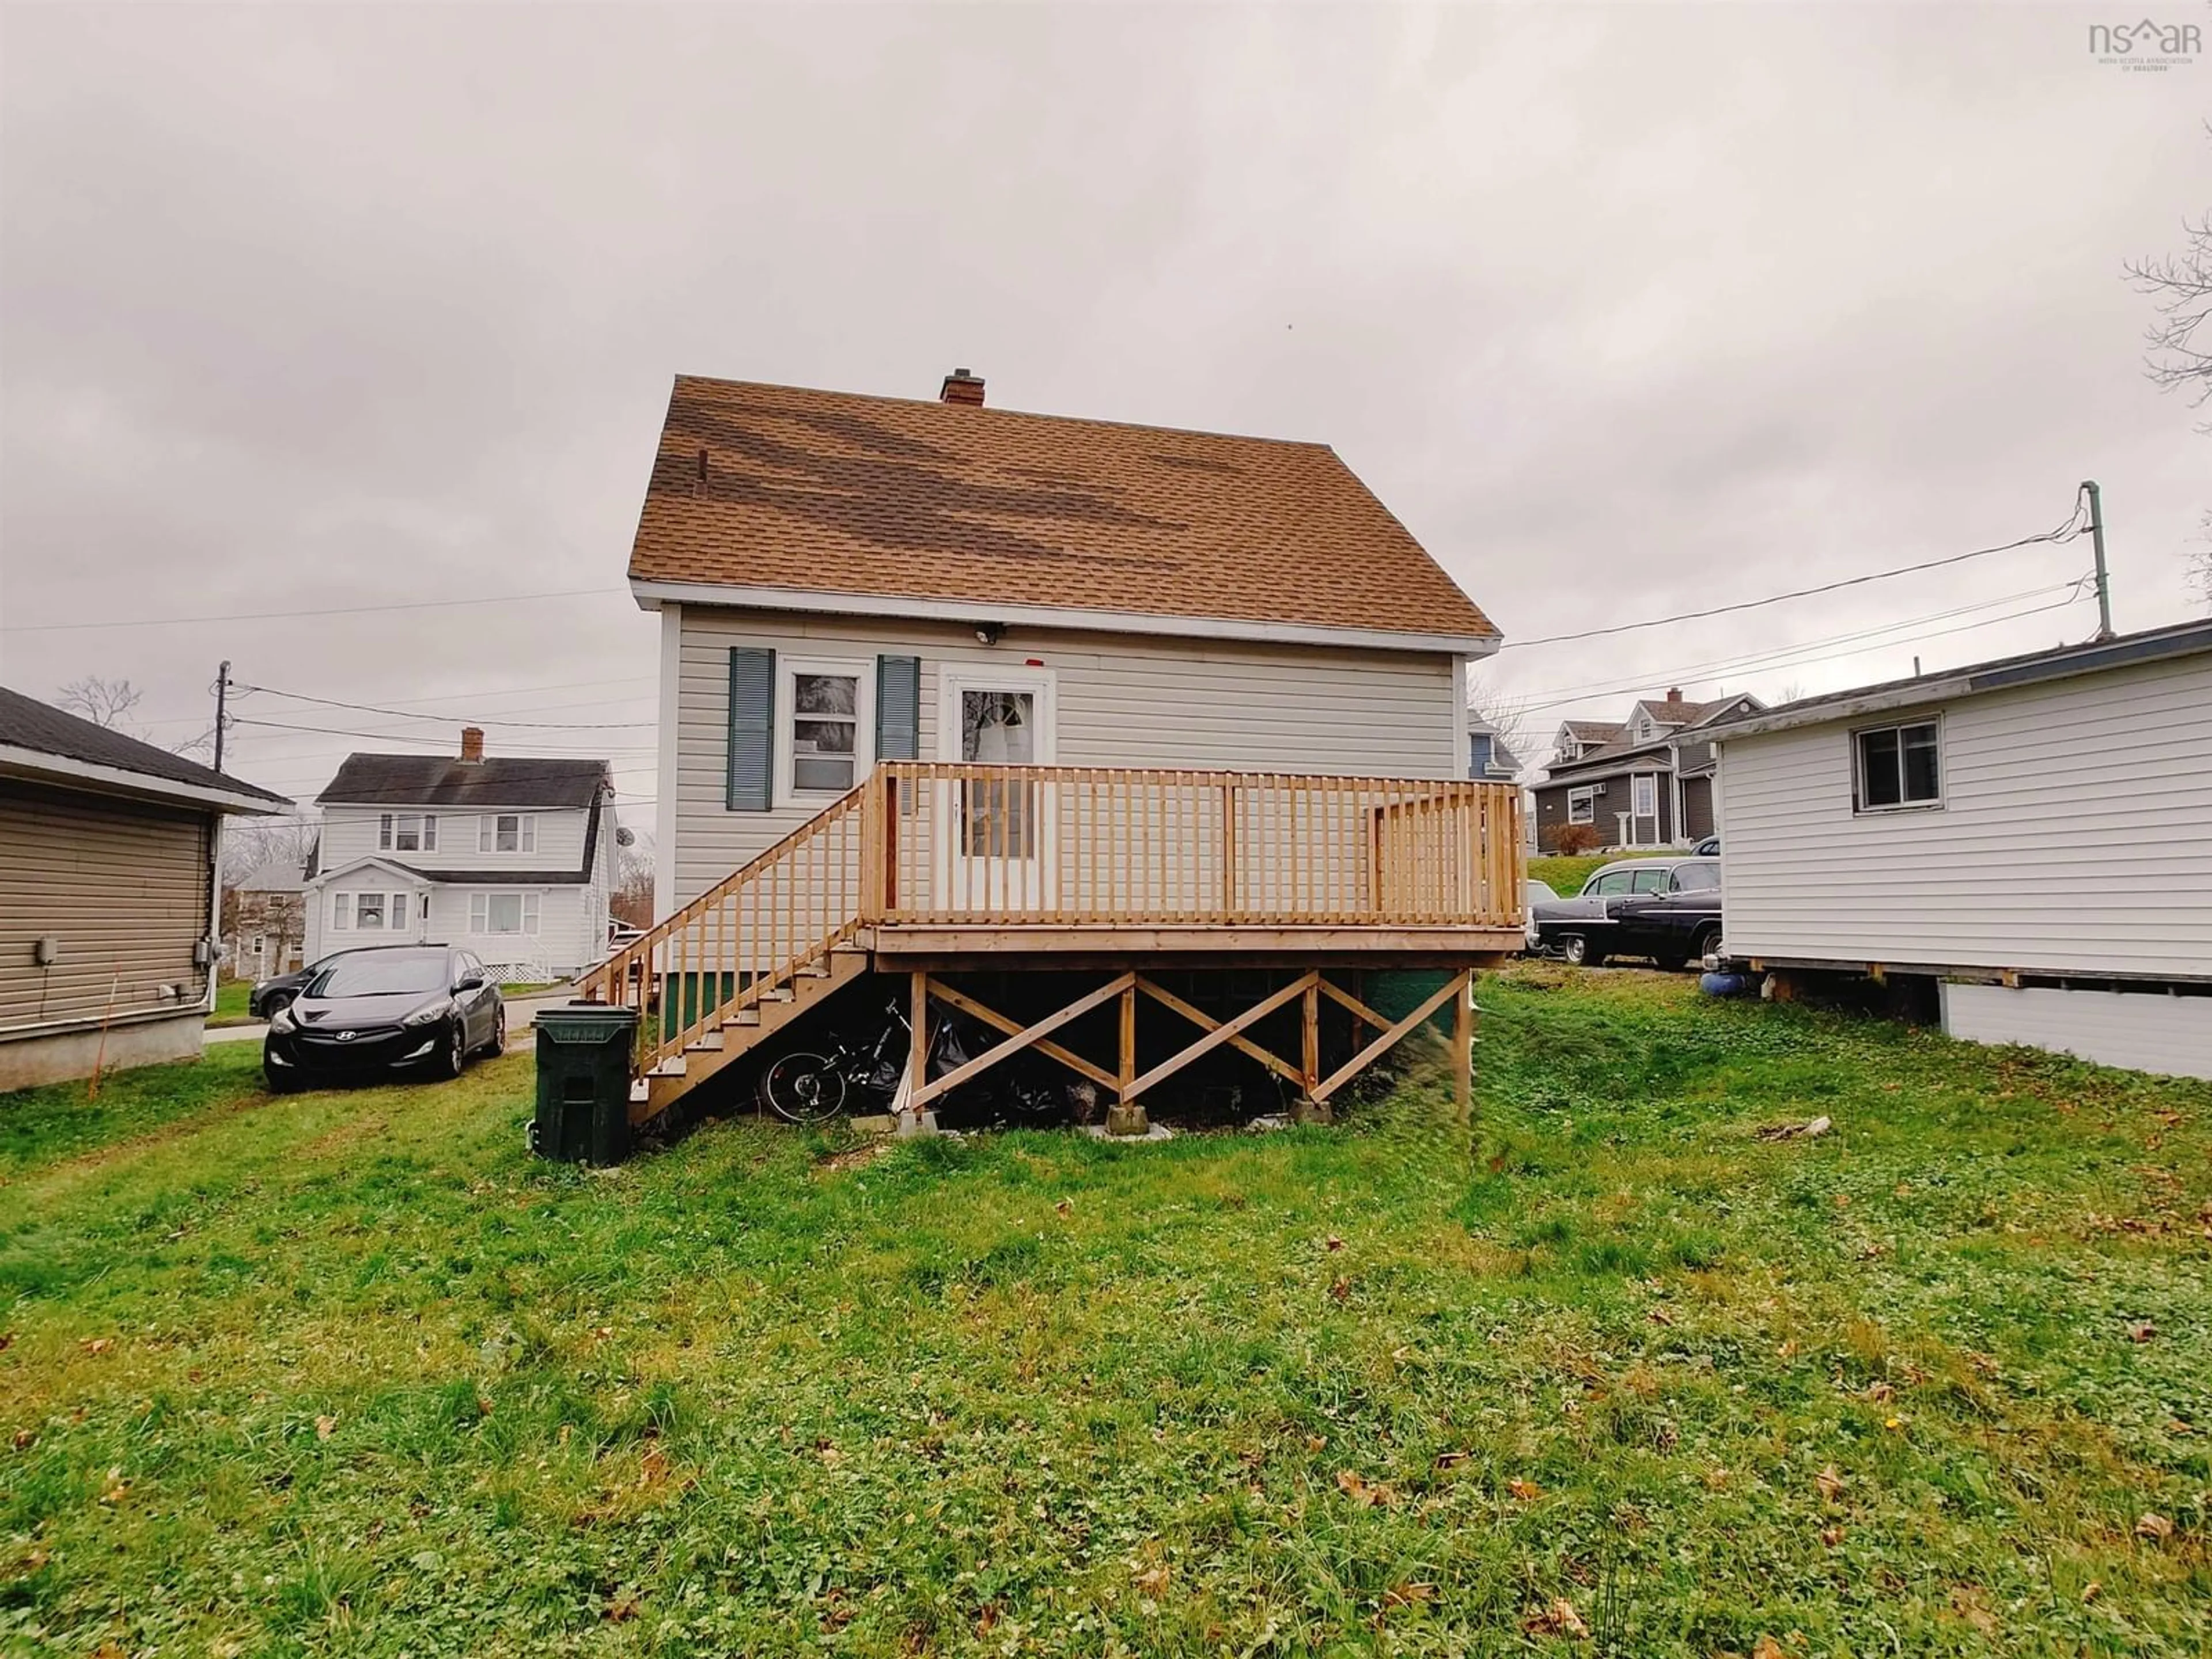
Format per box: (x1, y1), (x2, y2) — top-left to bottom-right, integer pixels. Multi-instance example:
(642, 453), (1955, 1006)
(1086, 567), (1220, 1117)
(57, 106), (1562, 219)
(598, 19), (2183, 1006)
(1707, 620), (2212, 1082)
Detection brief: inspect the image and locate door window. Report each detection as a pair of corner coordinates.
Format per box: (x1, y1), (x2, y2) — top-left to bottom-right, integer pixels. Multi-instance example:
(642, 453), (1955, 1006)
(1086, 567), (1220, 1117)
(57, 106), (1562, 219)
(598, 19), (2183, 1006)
(1631, 865), (1672, 894)
(1671, 862), (1721, 892)
(960, 688), (1036, 857)
(1589, 869), (1635, 897)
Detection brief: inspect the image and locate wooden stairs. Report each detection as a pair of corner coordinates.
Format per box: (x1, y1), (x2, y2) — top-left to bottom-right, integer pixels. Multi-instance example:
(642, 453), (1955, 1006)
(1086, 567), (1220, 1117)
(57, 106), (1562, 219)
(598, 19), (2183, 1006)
(631, 945), (869, 1118)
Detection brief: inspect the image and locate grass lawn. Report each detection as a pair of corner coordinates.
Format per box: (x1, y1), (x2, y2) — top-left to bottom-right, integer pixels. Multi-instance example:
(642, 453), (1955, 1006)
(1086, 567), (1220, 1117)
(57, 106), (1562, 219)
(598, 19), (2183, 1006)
(2, 968), (2206, 1656)
(206, 981), (256, 1029)
(1528, 850), (1675, 897)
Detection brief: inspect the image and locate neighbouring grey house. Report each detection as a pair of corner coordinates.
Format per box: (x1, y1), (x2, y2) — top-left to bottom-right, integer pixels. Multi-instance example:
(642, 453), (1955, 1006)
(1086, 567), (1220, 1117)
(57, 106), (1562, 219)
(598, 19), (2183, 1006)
(1705, 619), (2212, 1082)
(1, 686), (290, 1089)
(224, 854), (308, 980)
(1467, 713), (1523, 782)
(1531, 690), (1762, 849)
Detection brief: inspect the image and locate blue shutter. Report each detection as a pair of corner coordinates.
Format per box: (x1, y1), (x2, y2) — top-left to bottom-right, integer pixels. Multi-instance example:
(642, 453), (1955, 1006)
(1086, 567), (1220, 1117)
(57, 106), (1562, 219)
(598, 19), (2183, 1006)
(726, 647), (775, 811)
(875, 655), (921, 761)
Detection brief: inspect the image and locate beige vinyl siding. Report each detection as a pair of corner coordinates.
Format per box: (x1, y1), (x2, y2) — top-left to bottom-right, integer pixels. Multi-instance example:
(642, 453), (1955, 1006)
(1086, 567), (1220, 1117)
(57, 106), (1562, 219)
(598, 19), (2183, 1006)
(1941, 982), (2212, 1082)
(0, 780), (212, 1033)
(671, 608), (1459, 907)
(1717, 651), (2212, 979)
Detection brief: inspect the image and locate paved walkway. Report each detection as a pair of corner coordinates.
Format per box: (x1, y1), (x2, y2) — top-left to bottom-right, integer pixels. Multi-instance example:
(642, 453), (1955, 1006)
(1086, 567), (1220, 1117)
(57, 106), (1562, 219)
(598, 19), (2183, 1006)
(206, 986), (577, 1047)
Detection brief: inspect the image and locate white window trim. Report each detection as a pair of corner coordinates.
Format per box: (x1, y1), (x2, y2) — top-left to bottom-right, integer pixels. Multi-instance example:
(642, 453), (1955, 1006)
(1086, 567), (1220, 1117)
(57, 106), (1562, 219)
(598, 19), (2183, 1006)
(469, 891), (543, 936)
(935, 662), (1060, 766)
(476, 813), (539, 854)
(776, 655), (877, 808)
(1631, 774), (1658, 819)
(1567, 786), (1596, 825)
(1851, 716), (1945, 815)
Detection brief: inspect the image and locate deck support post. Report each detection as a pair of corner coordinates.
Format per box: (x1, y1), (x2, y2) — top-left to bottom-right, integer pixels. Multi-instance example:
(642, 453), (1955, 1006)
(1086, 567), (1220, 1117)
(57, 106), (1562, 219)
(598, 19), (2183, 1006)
(1296, 976), (1321, 1117)
(899, 969), (936, 1137)
(1107, 982), (1147, 1135)
(1452, 969), (1473, 1124)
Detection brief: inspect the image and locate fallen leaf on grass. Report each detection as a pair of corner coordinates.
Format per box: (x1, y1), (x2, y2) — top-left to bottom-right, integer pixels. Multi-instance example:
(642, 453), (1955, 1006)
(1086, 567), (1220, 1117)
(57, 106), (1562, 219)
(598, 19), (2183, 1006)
(0, 1332), (12, 1353)
(1815, 1464), (1845, 1503)
(1434, 1450), (1469, 1470)
(2081, 1581), (2101, 1603)
(1949, 1586), (1998, 1634)
(1381, 1581), (1435, 1609)
(638, 1445), (670, 1488)
(605, 1589), (641, 1622)
(1524, 1597), (1588, 1638)
(2128, 1321), (2157, 1343)
(98, 1469), (128, 1504)
(1325, 1234), (1344, 1252)
(10, 1429), (33, 1451)
(1507, 1478), (1543, 1501)
(1329, 1276), (1352, 1302)
(1819, 1525), (1845, 1548)
(1336, 1469), (1398, 1507)
(1054, 1198), (1072, 1216)
(79, 1338), (111, 1355)
(1751, 1637), (1797, 1659)
(1865, 1380), (1895, 1403)
(2135, 1512), (2173, 1542)
(315, 1415), (336, 1441)
(1647, 1305), (1675, 1327)
(1132, 1563), (1170, 1596)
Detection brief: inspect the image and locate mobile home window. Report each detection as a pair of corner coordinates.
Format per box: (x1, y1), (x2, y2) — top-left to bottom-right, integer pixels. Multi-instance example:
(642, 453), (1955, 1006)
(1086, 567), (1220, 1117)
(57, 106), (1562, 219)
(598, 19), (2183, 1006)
(1855, 720), (1941, 811)
(478, 814), (536, 853)
(470, 892), (540, 935)
(1567, 787), (1596, 825)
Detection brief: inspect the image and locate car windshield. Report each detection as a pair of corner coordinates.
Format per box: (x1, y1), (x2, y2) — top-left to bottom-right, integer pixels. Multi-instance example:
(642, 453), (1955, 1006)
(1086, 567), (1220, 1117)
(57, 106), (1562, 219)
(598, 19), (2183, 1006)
(305, 952), (449, 998)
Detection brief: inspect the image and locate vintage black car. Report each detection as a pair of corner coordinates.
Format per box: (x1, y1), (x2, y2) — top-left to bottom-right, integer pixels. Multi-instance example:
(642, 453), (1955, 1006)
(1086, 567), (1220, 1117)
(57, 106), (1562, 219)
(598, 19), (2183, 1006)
(1532, 856), (1722, 970)
(264, 945), (505, 1092)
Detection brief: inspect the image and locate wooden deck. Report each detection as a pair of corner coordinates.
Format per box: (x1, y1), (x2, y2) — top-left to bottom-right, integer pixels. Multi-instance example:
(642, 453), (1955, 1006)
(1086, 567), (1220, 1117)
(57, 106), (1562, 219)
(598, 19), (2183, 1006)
(576, 763), (1524, 1119)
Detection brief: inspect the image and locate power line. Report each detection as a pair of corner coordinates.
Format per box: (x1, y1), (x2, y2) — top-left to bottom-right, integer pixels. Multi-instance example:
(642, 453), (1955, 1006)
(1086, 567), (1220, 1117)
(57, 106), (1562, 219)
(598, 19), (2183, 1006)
(232, 715), (654, 751)
(1497, 497), (2089, 652)
(234, 681), (657, 729)
(0, 586), (627, 634)
(1504, 578), (2086, 708)
(1513, 592), (2090, 719)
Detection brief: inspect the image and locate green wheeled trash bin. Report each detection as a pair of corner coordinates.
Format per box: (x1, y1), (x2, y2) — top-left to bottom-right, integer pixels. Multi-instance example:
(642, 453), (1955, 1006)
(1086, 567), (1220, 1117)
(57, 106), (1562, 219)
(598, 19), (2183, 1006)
(532, 1005), (641, 1166)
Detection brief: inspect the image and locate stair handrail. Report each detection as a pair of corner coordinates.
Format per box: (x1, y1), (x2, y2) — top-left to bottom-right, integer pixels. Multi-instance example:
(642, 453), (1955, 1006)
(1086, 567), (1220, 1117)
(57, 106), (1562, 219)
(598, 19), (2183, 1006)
(574, 778), (874, 1068)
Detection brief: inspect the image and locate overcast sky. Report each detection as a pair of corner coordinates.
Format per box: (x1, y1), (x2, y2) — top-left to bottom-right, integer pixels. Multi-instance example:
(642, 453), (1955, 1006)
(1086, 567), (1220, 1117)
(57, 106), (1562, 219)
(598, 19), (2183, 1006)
(2, 2), (2205, 813)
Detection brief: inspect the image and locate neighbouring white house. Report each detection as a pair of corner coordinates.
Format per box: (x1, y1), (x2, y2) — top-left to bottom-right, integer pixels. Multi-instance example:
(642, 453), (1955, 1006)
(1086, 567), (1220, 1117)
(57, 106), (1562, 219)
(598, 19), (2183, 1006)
(628, 370), (1504, 914)
(1705, 619), (2212, 1082)
(303, 729), (619, 980)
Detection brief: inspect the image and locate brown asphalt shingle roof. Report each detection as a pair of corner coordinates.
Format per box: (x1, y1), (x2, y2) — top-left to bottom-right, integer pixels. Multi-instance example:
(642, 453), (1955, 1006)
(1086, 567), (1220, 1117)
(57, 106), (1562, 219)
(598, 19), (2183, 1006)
(626, 377), (1497, 641)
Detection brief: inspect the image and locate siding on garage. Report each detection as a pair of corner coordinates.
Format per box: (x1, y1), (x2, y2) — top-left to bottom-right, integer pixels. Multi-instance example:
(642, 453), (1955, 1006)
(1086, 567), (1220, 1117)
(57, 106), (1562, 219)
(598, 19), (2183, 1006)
(1715, 650), (2212, 979)
(665, 606), (1461, 908)
(0, 779), (213, 1036)
(1941, 982), (2212, 1082)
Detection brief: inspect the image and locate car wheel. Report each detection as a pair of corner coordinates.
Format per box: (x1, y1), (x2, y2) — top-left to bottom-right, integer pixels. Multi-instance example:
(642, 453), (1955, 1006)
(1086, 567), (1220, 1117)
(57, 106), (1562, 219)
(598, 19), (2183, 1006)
(1691, 925), (1721, 965)
(481, 1006), (506, 1058)
(438, 1020), (467, 1080)
(1561, 934), (1602, 967)
(260, 991), (294, 1022)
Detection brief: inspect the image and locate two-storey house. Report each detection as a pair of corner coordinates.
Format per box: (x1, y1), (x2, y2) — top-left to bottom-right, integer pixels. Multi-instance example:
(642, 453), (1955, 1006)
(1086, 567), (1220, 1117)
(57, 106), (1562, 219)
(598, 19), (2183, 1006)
(1531, 689), (1763, 850)
(302, 729), (618, 980)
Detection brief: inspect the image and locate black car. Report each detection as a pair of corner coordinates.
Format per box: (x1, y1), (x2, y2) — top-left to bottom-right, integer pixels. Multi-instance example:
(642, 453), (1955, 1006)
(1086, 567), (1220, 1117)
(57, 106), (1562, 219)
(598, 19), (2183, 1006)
(1532, 856), (1722, 970)
(249, 956), (329, 1020)
(264, 945), (505, 1092)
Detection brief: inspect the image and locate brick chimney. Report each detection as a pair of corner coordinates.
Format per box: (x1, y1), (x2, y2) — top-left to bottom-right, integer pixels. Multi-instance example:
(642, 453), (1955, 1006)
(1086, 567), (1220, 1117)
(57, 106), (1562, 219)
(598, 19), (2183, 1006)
(939, 368), (985, 407)
(460, 726), (485, 763)
(1666, 687), (1682, 702)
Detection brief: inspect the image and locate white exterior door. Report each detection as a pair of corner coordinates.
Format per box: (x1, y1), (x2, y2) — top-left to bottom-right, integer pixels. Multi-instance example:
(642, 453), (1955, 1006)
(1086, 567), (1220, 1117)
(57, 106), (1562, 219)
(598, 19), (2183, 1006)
(936, 666), (1057, 912)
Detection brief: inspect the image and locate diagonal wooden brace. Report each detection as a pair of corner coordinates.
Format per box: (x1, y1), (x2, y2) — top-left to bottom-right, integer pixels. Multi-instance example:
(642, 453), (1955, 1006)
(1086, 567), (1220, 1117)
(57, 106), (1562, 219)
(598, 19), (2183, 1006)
(1134, 975), (1305, 1088)
(1122, 971), (1319, 1104)
(1317, 976), (1391, 1034)
(915, 973), (1133, 1107)
(924, 978), (1123, 1096)
(1309, 969), (1468, 1104)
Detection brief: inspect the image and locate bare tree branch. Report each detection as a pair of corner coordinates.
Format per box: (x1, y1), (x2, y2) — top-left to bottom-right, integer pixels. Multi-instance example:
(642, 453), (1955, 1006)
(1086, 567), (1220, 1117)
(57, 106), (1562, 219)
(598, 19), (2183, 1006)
(54, 676), (145, 729)
(2124, 124), (2212, 422)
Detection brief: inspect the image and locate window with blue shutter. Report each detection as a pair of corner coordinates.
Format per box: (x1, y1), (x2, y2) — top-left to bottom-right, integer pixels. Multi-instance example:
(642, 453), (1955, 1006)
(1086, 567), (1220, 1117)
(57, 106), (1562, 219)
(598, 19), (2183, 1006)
(726, 647), (775, 810)
(876, 655), (920, 761)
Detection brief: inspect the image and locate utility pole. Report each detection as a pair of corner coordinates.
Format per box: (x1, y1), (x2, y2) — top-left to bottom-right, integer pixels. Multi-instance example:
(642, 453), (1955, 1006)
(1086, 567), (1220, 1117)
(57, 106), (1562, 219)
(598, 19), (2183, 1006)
(213, 660), (231, 773)
(2081, 481), (2113, 641)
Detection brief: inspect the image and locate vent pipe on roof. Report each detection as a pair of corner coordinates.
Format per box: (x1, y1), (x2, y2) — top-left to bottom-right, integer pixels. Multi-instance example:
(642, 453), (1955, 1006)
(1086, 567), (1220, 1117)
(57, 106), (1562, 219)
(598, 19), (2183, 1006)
(940, 368), (985, 407)
(460, 726), (485, 764)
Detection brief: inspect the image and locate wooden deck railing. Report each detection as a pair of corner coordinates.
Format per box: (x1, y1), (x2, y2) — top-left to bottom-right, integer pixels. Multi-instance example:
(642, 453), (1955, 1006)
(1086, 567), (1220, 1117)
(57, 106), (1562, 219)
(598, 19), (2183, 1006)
(871, 763), (1523, 929)
(575, 764), (1523, 1079)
